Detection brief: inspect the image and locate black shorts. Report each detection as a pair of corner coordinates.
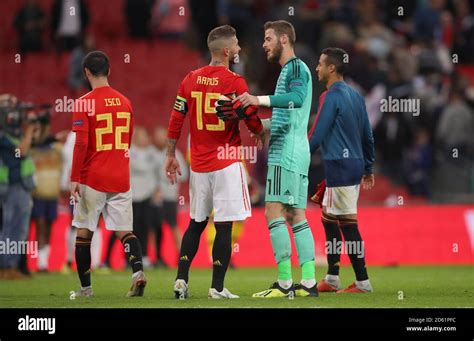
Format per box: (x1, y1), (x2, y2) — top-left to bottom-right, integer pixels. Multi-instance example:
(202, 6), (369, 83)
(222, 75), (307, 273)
(162, 200), (178, 228)
(31, 198), (58, 222)
(150, 200), (178, 229)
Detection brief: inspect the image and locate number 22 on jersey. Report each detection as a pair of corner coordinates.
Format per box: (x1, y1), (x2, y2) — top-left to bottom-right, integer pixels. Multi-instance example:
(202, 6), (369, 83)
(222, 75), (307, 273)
(95, 112), (131, 151)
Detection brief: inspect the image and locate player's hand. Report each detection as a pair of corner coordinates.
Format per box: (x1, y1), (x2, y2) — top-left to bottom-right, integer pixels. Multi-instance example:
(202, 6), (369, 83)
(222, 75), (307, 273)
(361, 174), (375, 190)
(165, 155), (182, 185)
(234, 92), (259, 108)
(216, 93), (257, 121)
(70, 181), (81, 202)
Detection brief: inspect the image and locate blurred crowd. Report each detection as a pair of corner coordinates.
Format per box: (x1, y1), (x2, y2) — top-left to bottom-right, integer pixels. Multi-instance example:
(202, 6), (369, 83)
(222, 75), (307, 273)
(11, 0), (474, 201)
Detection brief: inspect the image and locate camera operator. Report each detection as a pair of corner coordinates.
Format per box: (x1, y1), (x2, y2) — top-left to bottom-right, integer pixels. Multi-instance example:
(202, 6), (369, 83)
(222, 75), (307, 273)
(0, 94), (38, 280)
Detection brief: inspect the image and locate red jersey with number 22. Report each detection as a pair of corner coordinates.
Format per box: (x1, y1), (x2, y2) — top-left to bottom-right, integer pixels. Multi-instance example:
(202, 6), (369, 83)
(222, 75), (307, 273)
(71, 86), (133, 193)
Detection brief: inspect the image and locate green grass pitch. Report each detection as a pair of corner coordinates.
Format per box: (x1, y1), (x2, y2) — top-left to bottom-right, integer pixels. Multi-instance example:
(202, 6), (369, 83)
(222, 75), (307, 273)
(0, 266), (472, 308)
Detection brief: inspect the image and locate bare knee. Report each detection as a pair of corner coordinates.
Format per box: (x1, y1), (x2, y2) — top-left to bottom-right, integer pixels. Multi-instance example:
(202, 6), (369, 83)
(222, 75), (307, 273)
(75, 227), (93, 240)
(115, 230), (133, 240)
(289, 208), (306, 225)
(265, 202), (285, 223)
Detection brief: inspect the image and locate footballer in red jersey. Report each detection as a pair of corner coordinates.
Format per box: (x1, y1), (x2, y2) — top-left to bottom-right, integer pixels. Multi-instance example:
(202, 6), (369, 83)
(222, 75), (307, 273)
(71, 84), (133, 193)
(166, 25), (265, 299)
(70, 51), (146, 298)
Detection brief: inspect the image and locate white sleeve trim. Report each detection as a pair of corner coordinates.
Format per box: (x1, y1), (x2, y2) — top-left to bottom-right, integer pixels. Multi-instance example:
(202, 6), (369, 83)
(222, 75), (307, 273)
(257, 96), (271, 107)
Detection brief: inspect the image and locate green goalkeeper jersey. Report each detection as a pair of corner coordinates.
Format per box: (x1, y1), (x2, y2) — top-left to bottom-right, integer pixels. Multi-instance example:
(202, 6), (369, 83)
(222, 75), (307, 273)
(267, 57), (312, 176)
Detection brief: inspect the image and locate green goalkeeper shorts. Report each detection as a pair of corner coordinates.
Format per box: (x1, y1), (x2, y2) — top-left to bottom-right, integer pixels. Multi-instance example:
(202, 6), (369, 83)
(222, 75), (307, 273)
(265, 165), (308, 209)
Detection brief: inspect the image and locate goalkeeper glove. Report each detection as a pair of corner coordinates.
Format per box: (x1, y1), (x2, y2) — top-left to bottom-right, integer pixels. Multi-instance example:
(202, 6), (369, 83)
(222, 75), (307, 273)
(215, 93), (257, 121)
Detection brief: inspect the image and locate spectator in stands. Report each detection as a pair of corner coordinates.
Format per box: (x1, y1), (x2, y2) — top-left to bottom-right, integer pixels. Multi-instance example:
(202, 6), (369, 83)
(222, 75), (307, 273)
(125, 0), (154, 38)
(13, 0), (46, 54)
(150, 126), (186, 267)
(150, 0), (188, 39)
(30, 119), (63, 273)
(374, 111), (413, 184)
(404, 128), (433, 197)
(130, 127), (159, 268)
(384, 0), (417, 37)
(355, 1), (395, 61)
(68, 34), (95, 95)
(102, 127), (158, 270)
(188, 0), (219, 53)
(414, 0), (445, 42)
(453, 0), (474, 63)
(51, 0), (89, 52)
(323, 0), (356, 26)
(219, 0), (255, 43)
(435, 80), (474, 158)
(433, 79), (474, 195)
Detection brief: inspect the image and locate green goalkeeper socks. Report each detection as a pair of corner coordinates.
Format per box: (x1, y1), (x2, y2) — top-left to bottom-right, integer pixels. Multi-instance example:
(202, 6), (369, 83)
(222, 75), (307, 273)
(268, 218), (292, 280)
(277, 259), (292, 281)
(292, 220), (315, 280)
(301, 261), (315, 281)
(268, 218), (316, 281)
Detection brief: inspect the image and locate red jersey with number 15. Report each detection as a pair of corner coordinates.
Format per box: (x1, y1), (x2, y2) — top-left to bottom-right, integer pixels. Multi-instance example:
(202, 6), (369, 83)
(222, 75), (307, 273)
(167, 65), (262, 172)
(71, 86), (133, 193)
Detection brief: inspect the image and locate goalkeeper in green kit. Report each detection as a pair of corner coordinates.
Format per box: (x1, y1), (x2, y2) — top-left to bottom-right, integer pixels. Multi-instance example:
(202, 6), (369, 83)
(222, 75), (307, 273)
(235, 20), (317, 298)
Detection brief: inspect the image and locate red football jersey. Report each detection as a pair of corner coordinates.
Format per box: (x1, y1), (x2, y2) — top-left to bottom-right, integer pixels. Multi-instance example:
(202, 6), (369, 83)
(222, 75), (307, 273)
(167, 66), (262, 172)
(71, 86), (133, 192)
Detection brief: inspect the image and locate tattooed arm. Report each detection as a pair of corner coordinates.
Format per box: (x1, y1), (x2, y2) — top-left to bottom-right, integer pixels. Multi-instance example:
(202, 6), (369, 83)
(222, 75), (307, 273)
(164, 138), (182, 185)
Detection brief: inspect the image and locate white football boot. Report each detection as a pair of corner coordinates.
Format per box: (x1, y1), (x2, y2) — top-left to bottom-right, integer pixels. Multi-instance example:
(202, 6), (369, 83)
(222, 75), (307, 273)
(72, 286), (94, 298)
(208, 288), (239, 299)
(174, 279), (189, 299)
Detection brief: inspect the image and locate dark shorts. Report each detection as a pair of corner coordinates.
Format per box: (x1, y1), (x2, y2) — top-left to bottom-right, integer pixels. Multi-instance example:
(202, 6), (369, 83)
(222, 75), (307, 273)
(31, 198), (58, 222)
(162, 200), (178, 227)
(150, 200), (178, 229)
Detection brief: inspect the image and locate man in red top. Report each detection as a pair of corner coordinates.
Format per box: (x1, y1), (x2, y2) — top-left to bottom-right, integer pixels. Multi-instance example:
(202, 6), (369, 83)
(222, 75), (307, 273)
(166, 25), (265, 299)
(70, 51), (146, 297)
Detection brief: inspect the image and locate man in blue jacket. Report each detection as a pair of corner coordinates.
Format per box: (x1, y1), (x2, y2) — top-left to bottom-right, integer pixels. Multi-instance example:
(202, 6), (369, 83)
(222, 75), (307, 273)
(308, 48), (375, 293)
